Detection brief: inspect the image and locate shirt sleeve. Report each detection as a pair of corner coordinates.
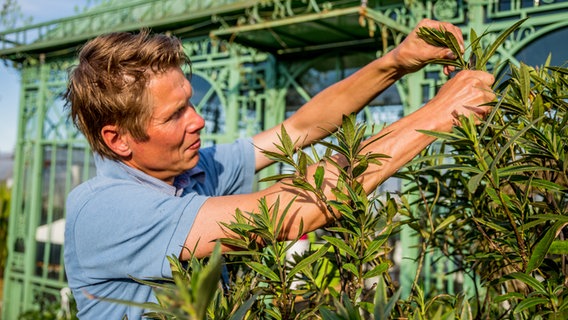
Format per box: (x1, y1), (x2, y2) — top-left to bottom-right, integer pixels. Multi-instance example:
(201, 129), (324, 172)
(195, 137), (256, 196)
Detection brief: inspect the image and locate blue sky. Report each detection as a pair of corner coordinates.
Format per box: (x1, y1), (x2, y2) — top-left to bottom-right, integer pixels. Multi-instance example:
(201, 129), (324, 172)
(0, 0), (86, 153)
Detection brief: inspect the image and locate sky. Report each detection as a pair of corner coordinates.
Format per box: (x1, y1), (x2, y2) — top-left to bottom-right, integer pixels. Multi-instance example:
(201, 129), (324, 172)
(0, 0), (87, 153)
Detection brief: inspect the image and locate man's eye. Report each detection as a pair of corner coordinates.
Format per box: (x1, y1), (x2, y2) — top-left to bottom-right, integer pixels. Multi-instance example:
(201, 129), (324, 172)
(169, 106), (186, 121)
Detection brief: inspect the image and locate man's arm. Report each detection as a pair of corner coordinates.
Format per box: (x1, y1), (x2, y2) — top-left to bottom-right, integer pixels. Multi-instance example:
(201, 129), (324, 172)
(183, 70), (495, 260)
(252, 18), (463, 171)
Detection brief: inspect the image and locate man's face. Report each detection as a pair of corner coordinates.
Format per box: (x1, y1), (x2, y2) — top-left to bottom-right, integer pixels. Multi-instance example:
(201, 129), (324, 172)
(123, 67), (205, 184)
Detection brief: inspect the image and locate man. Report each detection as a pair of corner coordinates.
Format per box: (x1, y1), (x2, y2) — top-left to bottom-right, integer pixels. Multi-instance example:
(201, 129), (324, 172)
(64, 19), (495, 319)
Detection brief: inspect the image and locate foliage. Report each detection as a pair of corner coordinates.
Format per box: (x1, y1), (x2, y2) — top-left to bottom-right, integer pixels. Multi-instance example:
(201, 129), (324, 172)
(397, 59), (568, 319)
(402, 20), (568, 319)
(417, 18), (527, 73)
(18, 291), (78, 320)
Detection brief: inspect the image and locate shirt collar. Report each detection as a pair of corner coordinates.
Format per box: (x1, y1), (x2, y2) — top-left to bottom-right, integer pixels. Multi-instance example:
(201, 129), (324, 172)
(94, 154), (205, 197)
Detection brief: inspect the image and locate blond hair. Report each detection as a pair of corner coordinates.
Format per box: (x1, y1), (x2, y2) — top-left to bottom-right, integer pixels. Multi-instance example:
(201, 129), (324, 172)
(65, 29), (190, 160)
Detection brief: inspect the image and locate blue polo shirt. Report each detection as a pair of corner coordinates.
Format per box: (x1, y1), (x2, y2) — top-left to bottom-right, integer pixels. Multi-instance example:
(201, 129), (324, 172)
(64, 138), (255, 319)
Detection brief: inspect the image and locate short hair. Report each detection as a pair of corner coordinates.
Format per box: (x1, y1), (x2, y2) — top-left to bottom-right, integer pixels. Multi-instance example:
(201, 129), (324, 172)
(65, 29), (191, 160)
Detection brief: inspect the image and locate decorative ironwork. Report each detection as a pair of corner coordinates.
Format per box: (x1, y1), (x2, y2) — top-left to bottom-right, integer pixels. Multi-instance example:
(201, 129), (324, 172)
(2, 1), (568, 317)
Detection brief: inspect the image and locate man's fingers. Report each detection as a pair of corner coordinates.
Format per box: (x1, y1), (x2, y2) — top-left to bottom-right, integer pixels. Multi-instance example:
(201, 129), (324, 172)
(462, 105), (493, 124)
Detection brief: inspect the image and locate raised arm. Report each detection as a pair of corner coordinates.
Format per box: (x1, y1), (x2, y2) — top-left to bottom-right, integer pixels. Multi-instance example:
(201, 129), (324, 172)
(252, 18), (463, 171)
(184, 70), (495, 259)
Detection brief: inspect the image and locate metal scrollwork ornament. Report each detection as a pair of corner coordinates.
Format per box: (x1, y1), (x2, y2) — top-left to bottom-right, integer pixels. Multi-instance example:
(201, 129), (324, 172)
(433, 0), (458, 20)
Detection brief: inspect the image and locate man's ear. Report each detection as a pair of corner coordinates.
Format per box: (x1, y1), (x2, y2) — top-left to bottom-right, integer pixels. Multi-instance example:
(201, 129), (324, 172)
(101, 125), (132, 157)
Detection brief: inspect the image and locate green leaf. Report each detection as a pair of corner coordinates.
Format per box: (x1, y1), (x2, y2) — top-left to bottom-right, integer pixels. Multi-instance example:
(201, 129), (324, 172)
(314, 163), (325, 189)
(246, 261), (280, 282)
(352, 157), (368, 178)
(292, 178), (316, 193)
(518, 63), (531, 106)
(529, 214), (568, 224)
(478, 18), (528, 68)
(298, 151), (308, 177)
(497, 165), (554, 177)
(259, 173), (296, 183)
(507, 272), (546, 293)
(460, 297), (473, 320)
(444, 30), (466, 67)
(322, 235), (358, 259)
(467, 171), (486, 193)
(229, 294), (258, 320)
(472, 217), (509, 233)
(425, 59), (463, 68)
(373, 278), (401, 320)
(261, 150), (297, 167)
(279, 124), (294, 156)
(489, 116), (543, 175)
(417, 163), (483, 175)
(509, 176), (566, 192)
(289, 242), (331, 277)
(416, 129), (467, 141)
(343, 263), (359, 276)
(194, 243), (223, 319)
(526, 221), (568, 273)
(514, 297), (550, 313)
(320, 307), (341, 320)
(434, 215), (458, 234)
(363, 233), (391, 262)
(494, 292), (525, 304)
(363, 262), (389, 279)
(469, 28), (485, 70)
(549, 240), (568, 255)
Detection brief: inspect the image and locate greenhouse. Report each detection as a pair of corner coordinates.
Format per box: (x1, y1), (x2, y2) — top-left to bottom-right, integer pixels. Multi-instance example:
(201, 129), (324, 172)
(1, 0), (567, 318)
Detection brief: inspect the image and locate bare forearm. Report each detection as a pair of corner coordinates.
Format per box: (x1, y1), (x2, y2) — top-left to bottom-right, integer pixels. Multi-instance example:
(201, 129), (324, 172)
(285, 52), (403, 141)
(271, 106), (442, 236)
(253, 52), (403, 170)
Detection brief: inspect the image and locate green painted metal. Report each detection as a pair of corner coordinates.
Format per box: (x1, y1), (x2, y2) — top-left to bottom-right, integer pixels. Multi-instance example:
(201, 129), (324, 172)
(1, 0), (568, 317)
(0, 0), (259, 58)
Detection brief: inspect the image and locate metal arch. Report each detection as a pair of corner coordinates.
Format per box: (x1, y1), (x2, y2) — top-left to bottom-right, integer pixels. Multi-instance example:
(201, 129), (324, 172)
(0, 0), (257, 59)
(3, 1), (568, 317)
(190, 68), (231, 138)
(502, 20), (568, 59)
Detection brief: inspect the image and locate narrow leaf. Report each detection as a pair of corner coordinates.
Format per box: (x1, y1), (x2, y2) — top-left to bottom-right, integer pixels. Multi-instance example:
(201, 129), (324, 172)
(507, 272), (546, 293)
(479, 18), (528, 68)
(314, 163), (325, 189)
(363, 262), (389, 279)
(434, 215), (458, 234)
(289, 243), (331, 277)
(247, 261), (280, 282)
(322, 235), (358, 259)
(526, 221), (568, 273)
(514, 297), (550, 313)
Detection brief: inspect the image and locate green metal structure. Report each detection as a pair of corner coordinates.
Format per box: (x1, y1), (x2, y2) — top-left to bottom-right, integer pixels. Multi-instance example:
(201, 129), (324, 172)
(1, 0), (567, 317)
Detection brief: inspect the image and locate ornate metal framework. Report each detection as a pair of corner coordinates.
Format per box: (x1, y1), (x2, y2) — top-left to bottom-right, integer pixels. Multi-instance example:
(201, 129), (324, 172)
(1, 0), (567, 317)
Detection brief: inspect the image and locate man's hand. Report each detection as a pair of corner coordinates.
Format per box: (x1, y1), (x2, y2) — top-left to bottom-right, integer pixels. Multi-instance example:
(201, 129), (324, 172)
(426, 70), (496, 132)
(391, 18), (464, 75)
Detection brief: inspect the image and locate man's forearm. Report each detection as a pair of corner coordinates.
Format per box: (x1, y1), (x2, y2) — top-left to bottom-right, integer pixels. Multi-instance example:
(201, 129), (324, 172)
(284, 51), (404, 146)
